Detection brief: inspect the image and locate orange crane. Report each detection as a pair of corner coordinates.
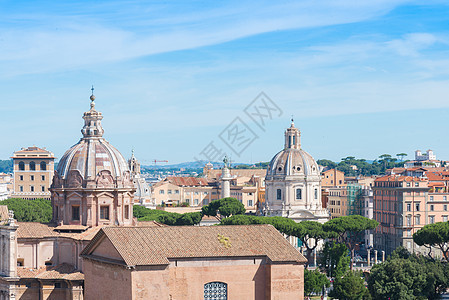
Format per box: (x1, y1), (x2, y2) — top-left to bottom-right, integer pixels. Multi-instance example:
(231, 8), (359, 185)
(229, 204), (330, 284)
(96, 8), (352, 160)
(152, 159), (168, 165)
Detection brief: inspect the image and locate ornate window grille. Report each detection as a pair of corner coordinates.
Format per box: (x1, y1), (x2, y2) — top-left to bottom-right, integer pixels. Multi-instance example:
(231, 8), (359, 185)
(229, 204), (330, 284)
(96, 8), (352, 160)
(204, 282), (227, 300)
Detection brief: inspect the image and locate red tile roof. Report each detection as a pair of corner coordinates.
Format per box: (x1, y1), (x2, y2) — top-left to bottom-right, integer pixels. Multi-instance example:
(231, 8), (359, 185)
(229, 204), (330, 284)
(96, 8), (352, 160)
(17, 263), (84, 281)
(165, 176), (210, 186)
(81, 225), (306, 266)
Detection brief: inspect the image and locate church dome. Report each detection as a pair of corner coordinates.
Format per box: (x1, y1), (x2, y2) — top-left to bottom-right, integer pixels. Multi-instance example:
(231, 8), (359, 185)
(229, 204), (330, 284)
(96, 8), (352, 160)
(53, 92), (131, 188)
(266, 120), (320, 179)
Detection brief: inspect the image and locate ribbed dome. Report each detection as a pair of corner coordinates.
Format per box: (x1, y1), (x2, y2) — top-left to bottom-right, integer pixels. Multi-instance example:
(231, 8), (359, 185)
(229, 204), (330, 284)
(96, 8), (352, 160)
(266, 148), (320, 178)
(53, 93), (131, 185)
(57, 139), (129, 180)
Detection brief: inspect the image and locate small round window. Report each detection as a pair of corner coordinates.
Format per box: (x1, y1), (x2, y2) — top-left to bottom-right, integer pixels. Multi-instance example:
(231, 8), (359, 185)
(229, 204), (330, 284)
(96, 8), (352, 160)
(297, 167), (301, 171)
(278, 167), (283, 172)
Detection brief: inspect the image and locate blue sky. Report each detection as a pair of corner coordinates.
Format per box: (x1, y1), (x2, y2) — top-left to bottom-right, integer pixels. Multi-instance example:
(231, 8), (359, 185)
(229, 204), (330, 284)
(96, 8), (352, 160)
(2, 1), (449, 164)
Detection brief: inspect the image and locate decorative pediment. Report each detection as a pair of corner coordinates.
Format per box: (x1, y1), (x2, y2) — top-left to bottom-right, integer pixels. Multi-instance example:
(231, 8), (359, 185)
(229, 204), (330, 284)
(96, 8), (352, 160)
(96, 170), (114, 188)
(67, 170), (83, 188)
(51, 171), (63, 188)
(95, 191), (115, 199)
(66, 191), (83, 199)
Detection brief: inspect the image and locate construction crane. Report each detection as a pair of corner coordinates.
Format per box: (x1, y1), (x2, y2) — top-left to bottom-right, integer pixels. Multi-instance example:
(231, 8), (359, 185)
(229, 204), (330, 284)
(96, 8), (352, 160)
(152, 159), (168, 165)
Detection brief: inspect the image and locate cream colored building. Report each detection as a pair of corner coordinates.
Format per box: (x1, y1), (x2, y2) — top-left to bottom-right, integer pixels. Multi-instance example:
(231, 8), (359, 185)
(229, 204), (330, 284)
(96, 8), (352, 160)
(11, 147), (55, 200)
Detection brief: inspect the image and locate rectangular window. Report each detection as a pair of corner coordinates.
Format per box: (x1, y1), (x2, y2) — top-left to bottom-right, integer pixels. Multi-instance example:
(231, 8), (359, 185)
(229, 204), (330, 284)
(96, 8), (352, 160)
(195, 191), (199, 195)
(19, 175), (23, 181)
(100, 206), (110, 220)
(159, 190), (165, 194)
(430, 205), (434, 211)
(415, 182), (419, 187)
(175, 190), (179, 194)
(407, 182), (411, 187)
(407, 229), (411, 237)
(415, 215), (420, 225)
(416, 203), (420, 211)
(296, 188), (302, 200)
(276, 189), (282, 200)
(41, 175), (45, 181)
(444, 196), (448, 201)
(429, 216), (435, 224)
(30, 186), (34, 192)
(19, 186), (23, 192)
(407, 203), (411, 211)
(194, 199), (199, 205)
(41, 186), (45, 192)
(72, 206), (80, 221)
(185, 199), (190, 205)
(407, 215), (411, 226)
(444, 216), (448, 222)
(444, 205), (448, 211)
(30, 175), (34, 181)
(125, 205), (129, 219)
(248, 200), (253, 207)
(168, 189), (172, 194)
(430, 196), (434, 201)
(314, 188), (318, 199)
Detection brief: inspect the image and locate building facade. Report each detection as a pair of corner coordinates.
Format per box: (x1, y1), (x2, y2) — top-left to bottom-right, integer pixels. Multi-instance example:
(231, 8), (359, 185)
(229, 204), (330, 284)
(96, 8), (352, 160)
(81, 225), (306, 300)
(11, 147), (55, 200)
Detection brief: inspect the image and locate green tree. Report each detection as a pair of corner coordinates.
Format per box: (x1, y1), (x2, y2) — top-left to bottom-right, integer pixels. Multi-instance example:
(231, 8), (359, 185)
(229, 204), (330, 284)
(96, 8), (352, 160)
(201, 198), (245, 220)
(330, 271), (369, 300)
(294, 221), (334, 268)
(133, 206), (202, 226)
(319, 241), (350, 278)
(368, 247), (449, 300)
(413, 222), (449, 261)
(396, 153), (407, 162)
(304, 269), (330, 298)
(323, 215), (378, 270)
(0, 198), (52, 222)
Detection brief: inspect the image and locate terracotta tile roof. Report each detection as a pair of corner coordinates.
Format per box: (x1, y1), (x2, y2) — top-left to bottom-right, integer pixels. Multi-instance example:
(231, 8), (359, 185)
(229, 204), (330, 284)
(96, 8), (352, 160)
(16, 222), (58, 239)
(54, 225), (89, 231)
(17, 263), (84, 281)
(165, 177), (210, 186)
(81, 225), (306, 266)
(136, 220), (166, 227)
(375, 175), (425, 182)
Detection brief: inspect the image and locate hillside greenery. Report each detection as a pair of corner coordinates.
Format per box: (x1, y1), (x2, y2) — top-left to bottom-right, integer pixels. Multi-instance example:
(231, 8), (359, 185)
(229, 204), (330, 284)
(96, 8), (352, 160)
(0, 159), (13, 173)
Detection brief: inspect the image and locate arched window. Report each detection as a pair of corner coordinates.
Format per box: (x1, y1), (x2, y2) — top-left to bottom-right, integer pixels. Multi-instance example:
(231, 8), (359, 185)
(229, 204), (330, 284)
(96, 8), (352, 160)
(40, 161), (47, 171)
(18, 161), (25, 171)
(29, 161), (36, 171)
(204, 282), (227, 300)
(296, 188), (302, 200)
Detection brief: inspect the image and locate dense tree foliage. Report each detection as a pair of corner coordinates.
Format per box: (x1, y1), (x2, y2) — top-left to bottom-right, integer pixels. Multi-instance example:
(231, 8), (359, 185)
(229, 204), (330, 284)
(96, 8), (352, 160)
(330, 271), (369, 300)
(319, 241), (350, 278)
(0, 198), (52, 222)
(317, 154), (406, 176)
(324, 215), (378, 268)
(304, 269), (330, 297)
(201, 198), (245, 219)
(413, 222), (449, 260)
(368, 247), (449, 300)
(0, 160), (12, 173)
(133, 206), (202, 226)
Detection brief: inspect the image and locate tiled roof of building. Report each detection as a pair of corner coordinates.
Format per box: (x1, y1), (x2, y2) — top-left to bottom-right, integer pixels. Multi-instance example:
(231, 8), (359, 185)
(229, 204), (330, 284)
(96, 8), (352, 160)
(81, 225), (306, 266)
(206, 169), (266, 180)
(165, 176), (210, 186)
(375, 175), (426, 182)
(16, 222), (58, 239)
(17, 263), (84, 281)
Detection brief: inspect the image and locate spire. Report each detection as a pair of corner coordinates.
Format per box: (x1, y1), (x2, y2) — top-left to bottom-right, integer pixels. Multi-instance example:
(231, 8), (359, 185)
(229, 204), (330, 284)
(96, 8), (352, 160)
(284, 119), (301, 149)
(81, 89), (104, 139)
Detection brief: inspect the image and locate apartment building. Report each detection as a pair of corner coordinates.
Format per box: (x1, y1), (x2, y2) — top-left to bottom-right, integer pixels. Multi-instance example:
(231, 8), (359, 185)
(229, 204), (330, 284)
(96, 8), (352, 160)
(11, 146), (55, 200)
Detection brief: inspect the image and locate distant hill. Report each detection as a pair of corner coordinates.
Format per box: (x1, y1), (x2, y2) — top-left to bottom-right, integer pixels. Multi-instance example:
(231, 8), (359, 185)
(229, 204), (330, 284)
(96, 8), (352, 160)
(0, 160), (12, 173)
(142, 160), (267, 170)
